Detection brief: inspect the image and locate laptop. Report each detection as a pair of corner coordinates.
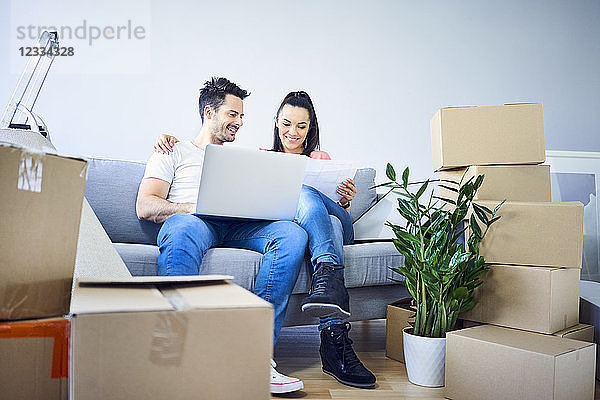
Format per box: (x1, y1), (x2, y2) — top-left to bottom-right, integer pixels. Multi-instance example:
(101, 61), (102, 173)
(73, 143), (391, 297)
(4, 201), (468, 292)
(195, 144), (307, 220)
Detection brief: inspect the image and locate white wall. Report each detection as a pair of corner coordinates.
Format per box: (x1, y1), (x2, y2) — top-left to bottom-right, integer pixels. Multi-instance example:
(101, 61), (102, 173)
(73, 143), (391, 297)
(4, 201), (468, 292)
(1, 0), (599, 183)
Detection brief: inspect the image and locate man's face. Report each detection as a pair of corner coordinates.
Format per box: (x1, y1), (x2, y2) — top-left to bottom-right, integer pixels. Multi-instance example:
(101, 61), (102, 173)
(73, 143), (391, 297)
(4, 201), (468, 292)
(207, 94), (244, 144)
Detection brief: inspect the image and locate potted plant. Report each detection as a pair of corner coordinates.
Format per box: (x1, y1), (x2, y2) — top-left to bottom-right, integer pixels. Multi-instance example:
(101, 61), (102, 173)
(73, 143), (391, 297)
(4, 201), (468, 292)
(381, 164), (504, 387)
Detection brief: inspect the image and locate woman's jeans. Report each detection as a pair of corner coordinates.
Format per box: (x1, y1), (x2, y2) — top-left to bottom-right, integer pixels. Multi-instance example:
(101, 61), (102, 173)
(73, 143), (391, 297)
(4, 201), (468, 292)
(296, 184), (354, 270)
(296, 185), (354, 329)
(156, 214), (308, 344)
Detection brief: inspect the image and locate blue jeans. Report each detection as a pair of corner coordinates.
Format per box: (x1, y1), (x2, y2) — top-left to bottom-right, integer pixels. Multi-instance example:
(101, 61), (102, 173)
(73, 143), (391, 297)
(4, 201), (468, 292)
(296, 185), (354, 270)
(156, 213), (308, 344)
(296, 185), (354, 329)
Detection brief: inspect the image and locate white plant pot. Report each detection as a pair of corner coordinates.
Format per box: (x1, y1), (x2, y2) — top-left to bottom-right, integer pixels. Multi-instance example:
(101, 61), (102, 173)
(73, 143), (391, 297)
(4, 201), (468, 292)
(402, 326), (446, 387)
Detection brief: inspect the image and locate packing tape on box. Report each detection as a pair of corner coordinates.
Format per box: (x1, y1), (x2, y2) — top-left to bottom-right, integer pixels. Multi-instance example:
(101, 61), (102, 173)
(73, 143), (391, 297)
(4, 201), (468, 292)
(15, 147), (45, 193)
(0, 318), (69, 378)
(149, 287), (190, 366)
(6, 143), (88, 190)
(0, 278), (72, 321)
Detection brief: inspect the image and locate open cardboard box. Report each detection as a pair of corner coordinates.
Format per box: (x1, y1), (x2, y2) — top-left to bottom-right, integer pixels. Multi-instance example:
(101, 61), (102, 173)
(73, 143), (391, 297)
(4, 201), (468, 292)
(430, 103), (545, 171)
(0, 143), (87, 321)
(385, 298), (415, 362)
(70, 275), (273, 400)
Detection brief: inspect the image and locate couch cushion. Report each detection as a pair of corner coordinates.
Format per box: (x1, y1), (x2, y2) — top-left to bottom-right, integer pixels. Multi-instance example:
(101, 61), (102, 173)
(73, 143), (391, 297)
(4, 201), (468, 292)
(85, 157), (162, 245)
(349, 168), (377, 222)
(115, 240), (404, 295)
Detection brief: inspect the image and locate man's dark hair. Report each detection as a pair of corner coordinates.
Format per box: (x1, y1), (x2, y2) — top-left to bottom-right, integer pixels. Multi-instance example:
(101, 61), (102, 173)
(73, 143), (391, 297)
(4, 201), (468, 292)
(198, 77), (250, 122)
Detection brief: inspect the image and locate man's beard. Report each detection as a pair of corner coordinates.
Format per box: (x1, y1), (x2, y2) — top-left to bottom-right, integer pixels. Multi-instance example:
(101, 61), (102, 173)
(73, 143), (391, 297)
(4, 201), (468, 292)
(210, 115), (235, 144)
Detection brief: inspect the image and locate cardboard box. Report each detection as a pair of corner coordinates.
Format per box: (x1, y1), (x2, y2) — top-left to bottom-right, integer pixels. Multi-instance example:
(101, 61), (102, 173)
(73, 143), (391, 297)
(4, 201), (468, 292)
(0, 143), (87, 320)
(472, 200), (584, 268)
(445, 325), (596, 400)
(385, 298), (415, 362)
(461, 264), (580, 334)
(0, 317), (69, 400)
(438, 165), (551, 207)
(554, 324), (595, 342)
(430, 103), (545, 171)
(580, 280), (600, 380)
(70, 275), (272, 400)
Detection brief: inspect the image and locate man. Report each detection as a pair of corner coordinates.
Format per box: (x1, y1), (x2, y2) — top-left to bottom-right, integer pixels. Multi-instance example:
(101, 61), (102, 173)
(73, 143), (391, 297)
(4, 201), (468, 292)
(136, 77), (307, 394)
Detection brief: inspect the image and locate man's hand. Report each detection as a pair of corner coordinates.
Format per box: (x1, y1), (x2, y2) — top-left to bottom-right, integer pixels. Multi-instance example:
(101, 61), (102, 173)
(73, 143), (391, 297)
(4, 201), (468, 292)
(154, 134), (179, 154)
(136, 177), (194, 223)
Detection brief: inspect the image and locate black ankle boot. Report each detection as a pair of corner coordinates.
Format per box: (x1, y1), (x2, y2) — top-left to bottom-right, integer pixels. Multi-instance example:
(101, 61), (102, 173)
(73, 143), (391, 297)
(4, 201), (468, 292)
(301, 262), (350, 318)
(319, 323), (376, 388)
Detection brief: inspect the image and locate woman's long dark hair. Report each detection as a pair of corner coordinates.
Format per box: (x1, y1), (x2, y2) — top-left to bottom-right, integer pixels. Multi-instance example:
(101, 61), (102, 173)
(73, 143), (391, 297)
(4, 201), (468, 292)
(271, 91), (320, 156)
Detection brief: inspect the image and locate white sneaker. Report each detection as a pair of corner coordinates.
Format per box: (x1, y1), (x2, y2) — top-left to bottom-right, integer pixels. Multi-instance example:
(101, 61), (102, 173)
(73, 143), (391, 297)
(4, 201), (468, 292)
(270, 359), (304, 394)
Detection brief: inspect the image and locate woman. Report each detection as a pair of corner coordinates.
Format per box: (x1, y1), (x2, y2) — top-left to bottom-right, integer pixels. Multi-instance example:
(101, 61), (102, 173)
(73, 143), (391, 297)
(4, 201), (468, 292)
(153, 91), (376, 389)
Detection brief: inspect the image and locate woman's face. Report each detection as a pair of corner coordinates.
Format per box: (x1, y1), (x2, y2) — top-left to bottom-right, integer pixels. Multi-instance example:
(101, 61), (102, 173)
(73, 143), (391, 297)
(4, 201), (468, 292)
(276, 105), (310, 154)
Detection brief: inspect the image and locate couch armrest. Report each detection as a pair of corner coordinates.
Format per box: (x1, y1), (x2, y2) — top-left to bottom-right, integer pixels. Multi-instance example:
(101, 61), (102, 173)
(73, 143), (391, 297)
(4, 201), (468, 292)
(352, 197), (393, 241)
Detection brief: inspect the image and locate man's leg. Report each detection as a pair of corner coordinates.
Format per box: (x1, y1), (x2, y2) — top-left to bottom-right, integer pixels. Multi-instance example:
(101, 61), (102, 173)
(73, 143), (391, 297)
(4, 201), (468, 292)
(223, 220), (307, 394)
(156, 213), (220, 276)
(222, 220), (307, 344)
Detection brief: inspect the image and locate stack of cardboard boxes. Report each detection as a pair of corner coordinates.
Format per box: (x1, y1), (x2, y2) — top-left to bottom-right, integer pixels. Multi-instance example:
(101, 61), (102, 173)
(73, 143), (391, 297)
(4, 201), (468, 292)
(428, 104), (596, 399)
(1, 141), (274, 400)
(0, 143), (88, 400)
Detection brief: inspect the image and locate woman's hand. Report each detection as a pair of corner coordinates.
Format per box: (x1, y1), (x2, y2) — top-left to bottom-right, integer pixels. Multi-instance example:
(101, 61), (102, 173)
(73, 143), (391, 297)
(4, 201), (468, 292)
(337, 178), (357, 207)
(154, 134), (179, 154)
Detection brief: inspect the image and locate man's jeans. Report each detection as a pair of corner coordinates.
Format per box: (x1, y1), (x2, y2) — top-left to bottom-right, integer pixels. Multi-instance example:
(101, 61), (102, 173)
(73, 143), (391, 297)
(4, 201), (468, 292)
(296, 185), (354, 270)
(156, 214), (308, 344)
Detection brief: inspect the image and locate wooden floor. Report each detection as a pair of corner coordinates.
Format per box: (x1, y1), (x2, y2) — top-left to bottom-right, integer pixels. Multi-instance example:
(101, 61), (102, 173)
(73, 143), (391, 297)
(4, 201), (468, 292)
(273, 319), (600, 400)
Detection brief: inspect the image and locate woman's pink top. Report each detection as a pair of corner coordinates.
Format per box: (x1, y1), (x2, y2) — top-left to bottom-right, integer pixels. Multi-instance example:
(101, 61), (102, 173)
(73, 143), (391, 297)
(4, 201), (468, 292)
(259, 148), (331, 159)
(309, 151), (331, 160)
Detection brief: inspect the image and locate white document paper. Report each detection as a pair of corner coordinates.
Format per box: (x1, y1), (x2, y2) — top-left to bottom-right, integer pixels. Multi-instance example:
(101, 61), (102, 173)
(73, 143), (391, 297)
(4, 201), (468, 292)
(303, 159), (357, 202)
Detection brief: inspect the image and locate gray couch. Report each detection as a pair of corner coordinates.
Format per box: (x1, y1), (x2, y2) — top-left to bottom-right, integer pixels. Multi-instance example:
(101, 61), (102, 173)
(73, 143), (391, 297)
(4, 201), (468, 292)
(84, 157), (407, 326)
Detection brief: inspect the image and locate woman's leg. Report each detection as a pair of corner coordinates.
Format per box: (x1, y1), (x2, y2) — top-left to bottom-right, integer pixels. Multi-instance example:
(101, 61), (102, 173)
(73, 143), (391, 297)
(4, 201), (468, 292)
(310, 186), (354, 245)
(296, 185), (350, 318)
(297, 187), (376, 388)
(296, 185), (343, 267)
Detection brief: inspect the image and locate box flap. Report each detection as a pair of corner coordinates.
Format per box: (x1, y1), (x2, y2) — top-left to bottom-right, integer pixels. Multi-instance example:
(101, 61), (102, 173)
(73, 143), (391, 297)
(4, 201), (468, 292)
(175, 281), (272, 309)
(70, 277), (264, 315)
(71, 281), (175, 315)
(554, 324), (589, 336)
(452, 325), (594, 356)
(0, 141), (87, 163)
(77, 275), (233, 286)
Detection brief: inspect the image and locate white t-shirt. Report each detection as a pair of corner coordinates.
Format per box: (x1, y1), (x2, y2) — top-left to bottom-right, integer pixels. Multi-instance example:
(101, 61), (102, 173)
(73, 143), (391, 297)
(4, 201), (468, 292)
(143, 140), (204, 204)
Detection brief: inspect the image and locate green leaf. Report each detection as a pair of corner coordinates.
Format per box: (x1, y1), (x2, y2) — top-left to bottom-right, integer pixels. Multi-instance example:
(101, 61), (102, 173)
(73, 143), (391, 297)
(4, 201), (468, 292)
(474, 174), (484, 190)
(402, 167), (410, 188)
(395, 230), (420, 244)
(488, 216), (501, 225)
(476, 203), (493, 215)
(473, 203), (489, 224)
(439, 184), (459, 193)
(493, 199), (506, 214)
(470, 214), (482, 238)
(371, 181), (397, 189)
(433, 196), (456, 205)
(415, 180), (429, 200)
(386, 163), (396, 181)
(452, 286), (469, 300)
